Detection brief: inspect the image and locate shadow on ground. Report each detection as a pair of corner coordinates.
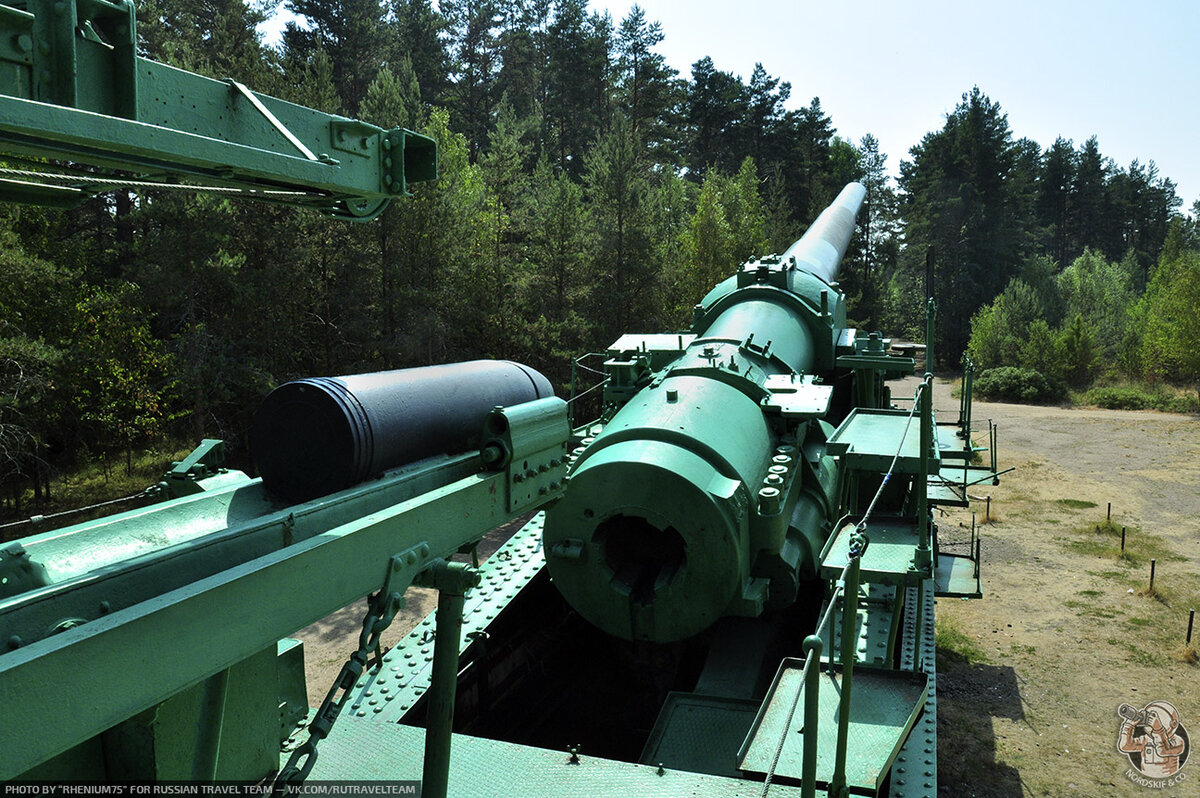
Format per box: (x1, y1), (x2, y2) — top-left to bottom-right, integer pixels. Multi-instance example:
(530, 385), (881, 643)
(938, 659), (1029, 797)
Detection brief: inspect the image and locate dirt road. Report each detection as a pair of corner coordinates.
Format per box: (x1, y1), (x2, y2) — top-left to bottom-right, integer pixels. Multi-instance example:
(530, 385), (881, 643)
(920, 375), (1200, 797)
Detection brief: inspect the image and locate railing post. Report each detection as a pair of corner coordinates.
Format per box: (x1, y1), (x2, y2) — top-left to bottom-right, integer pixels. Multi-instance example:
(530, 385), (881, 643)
(924, 297), (936, 373)
(801, 635), (824, 798)
(417, 560), (481, 798)
(914, 375), (933, 574)
(830, 546), (863, 798)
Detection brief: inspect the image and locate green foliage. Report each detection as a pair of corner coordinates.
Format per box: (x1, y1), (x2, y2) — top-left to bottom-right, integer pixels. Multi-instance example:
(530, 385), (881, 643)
(965, 278), (1042, 370)
(1083, 385), (1199, 414)
(899, 87), (1031, 364)
(1019, 319), (1065, 383)
(1060, 314), (1097, 386)
(69, 284), (175, 470)
(974, 367), (1065, 404)
(584, 115), (658, 340)
(1057, 248), (1135, 359)
(1138, 250), (1200, 388)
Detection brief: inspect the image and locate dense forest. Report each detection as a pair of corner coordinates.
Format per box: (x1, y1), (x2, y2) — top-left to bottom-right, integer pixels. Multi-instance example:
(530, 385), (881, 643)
(1, 0), (1198, 518)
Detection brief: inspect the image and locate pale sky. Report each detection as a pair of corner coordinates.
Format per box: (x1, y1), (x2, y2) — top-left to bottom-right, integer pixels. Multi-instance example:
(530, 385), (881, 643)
(260, 0), (1200, 209)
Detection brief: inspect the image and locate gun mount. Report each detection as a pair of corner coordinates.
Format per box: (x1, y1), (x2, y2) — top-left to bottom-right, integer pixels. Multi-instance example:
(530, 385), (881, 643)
(0, 184), (1002, 797)
(544, 184), (866, 643)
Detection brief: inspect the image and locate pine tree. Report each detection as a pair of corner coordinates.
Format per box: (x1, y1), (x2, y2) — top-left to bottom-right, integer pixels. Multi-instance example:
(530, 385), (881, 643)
(1038, 137), (1075, 267)
(584, 116), (656, 340)
(899, 87), (1032, 363)
(615, 6), (680, 162)
(284, 0), (391, 114)
(391, 0), (451, 107)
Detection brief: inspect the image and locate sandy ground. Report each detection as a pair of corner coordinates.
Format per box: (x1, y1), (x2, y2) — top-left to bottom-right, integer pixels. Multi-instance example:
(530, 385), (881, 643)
(292, 377), (1200, 796)
(914, 375), (1200, 798)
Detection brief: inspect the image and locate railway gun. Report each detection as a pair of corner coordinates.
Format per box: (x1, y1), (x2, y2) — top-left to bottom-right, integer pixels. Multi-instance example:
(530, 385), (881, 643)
(0, 3), (1003, 795)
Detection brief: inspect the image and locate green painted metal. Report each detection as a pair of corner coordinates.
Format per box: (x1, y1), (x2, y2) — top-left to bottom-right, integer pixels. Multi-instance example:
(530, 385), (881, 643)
(826, 408), (937, 474)
(739, 659), (929, 792)
(2, 454), (478, 646)
(801, 635), (823, 798)
(0, 395), (569, 778)
(924, 298), (937, 372)
(544, 184), (868, 644)
(159, 438), (235, 498)
(890, 582), (938, 798)
(823, 582), (899, 667)
(934, 554), (982, 599)
(545, 375), (766, 642)
(822, 519), (927, 585)
(411, 560), (481, 798)
(0, 1), (437, 218)
(829, 551), (863, 797)
(339, 513), (546, 724)
(836, 331), (915, 410)
(639, 693), (760, 778)
(926, 474), (969, 507)
(915, 376), (933, 573)
(304, 715), (808, 797)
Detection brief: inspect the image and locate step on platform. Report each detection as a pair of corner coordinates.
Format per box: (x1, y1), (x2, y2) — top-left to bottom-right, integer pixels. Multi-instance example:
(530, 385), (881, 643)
(737, 659), (929, 792)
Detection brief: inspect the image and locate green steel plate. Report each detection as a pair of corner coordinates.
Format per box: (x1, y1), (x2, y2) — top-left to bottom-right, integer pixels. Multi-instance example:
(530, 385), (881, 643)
(926, 476), (968, 507)
(738, 660), (928, 791)
(934, 553), (981, 599)
(640, 692), (760, 778)
(890, 581), (937, 798)
(303, 715), (806, 797)
(821, 518), (927, 585)
(826, 408), (936, 474)
(822, 582), (898, 667)
(935, 437), (974, 461)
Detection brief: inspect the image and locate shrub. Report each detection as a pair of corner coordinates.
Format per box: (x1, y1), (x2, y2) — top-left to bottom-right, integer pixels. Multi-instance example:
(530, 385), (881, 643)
(974, 367), (1066, 404)
(1084, 385), (1200, 413)
(1084, 386), (1148, 410)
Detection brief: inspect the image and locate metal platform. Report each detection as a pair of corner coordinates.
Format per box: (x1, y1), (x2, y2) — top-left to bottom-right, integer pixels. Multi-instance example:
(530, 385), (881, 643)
(737, 660), (929, 792)
(826, 408), (938, 474)
(303, 714), (807, 797)
(640, 693), (760, 778)
(926, 475), (968, 507)
(340, 514), (548, 724)
(821, 518), (927, 585)
(934, 553), (981, 599)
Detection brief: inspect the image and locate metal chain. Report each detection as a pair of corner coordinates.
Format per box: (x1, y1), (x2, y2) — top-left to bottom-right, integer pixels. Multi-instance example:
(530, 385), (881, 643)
(272, 557), (406, 796)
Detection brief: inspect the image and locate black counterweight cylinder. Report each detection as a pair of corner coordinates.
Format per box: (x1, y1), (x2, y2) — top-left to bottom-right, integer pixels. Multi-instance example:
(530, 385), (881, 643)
(251, 360), (554, 502)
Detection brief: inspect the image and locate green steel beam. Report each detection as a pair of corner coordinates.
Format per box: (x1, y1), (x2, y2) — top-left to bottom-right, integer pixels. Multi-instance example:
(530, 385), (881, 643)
(0, 469), (524, 778)
(0, 1), (437, 218)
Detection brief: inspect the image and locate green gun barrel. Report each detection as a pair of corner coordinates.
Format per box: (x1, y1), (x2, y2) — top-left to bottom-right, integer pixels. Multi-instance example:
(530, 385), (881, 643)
(545, 184), (866, 642)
